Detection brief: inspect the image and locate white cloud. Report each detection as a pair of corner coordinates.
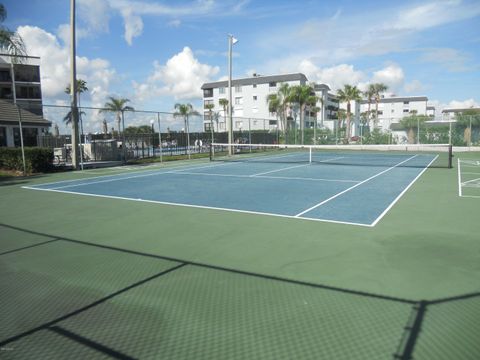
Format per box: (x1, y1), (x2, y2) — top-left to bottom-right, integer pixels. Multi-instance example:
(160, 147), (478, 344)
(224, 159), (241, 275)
(257, 0), (480, 67)
(104, 0), (247, 45)
(404, 79), (426, 94)
(371, 64), (405, 93)
(120, 8), (144, 46)
(419, 48), (473, 72)
(17, 26), (116, 133)
(389, 0), (480, 32)
(78, 0), (111, 33)
(298, 60), (366, 91)
(446, 98), (479, 109)
(133, 47), (219, 102)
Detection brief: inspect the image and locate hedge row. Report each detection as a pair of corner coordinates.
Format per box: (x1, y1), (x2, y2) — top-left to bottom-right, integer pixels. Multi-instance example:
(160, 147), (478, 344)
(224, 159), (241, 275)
(0, 147), (54, 173)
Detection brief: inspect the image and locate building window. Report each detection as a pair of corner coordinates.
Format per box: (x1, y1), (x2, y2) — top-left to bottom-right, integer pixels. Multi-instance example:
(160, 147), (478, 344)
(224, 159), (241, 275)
(269, 82), (276, 87)
(378, 110), (383, 115)
(16, 85), (41, 99)
(403, 101), (409, 105)
(269, 120), (277, 125)
(203, 88), (213, 97)
(235, 97), (242, 105)
(219, 87), (225, 94)
(0, 70), (11, 82)
(253, 95), (257, 101)
(235, 85), (242, 93)
(391, 109), (395, 113)
(0, 85), (13, 99)
(0, 127), (6, 146)
(253, 84), (257, 88)
(235, 121), (243, 129)
(14, 65), (40, 82)
(403, 109), (409, 113)
(204, 99), (213, 108)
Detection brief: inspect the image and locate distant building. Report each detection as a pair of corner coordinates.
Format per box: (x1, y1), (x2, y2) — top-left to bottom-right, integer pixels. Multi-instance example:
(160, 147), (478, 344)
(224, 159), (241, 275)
(441, 107), (480, 120)
(355, 96), (430, 130)
(201, 73), (339, 133)
(0, 53), (50, 147)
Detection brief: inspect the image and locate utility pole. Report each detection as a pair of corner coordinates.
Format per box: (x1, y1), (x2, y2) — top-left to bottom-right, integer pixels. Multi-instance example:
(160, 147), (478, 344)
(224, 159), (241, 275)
(70, 0), (79, 169)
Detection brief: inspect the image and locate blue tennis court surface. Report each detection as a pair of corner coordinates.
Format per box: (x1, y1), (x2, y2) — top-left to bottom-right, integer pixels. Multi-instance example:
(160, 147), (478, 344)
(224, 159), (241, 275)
(24, 152), (437, 226)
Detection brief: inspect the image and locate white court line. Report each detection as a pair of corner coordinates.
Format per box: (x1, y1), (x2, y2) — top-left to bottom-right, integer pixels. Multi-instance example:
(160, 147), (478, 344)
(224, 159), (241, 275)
(461, 178), (480, 185)
(27, 161), (233, 189)
(161, 171), (360, 183)
(248, 156), (346, 177)
(370, 155), (438, 227)
(294, 155), (419, 217)
(21, 186), (373, 227)
(458, 157), (463, 197)
(249, 163), (309, 177)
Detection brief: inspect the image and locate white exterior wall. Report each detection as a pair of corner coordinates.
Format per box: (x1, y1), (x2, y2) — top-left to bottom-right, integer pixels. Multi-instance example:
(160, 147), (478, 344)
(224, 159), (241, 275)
(356, 97), (429, 131)
(204, 80), (303, 132)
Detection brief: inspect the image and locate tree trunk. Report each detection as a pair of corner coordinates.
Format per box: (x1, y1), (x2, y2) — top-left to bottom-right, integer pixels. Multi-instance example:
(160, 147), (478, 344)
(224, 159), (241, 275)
(407, 128), (415, 144)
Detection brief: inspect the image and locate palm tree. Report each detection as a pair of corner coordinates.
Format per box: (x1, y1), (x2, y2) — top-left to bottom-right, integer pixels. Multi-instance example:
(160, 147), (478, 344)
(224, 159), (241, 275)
(205, 103), (215, 143)
(336, 84), (362, 142)
(372, 83), (388, 129)
(400, 110), (427, 144)
(267, 93), (281, 134)
(65, 79), (88, 142)
(63, 110), (86, 126)
(289, 84), (317, 144)
(219, 98), (229, 131)
(174, 103), (199, 159)
(364, 84), (376, 128)
(0, 4), (26, 59)
(100, 97), (134, 135)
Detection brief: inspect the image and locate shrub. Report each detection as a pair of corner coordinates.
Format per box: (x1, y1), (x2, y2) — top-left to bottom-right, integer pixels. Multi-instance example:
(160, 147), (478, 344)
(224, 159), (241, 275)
(0, 147), (53, 173)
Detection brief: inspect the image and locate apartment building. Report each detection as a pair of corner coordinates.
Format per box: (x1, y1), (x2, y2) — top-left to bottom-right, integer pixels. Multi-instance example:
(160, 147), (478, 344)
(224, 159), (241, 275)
(354, 96), (431, 131)
(441, 107), (480, 120)
(201, 73), (307, 132)
(0, 53), (50, 147)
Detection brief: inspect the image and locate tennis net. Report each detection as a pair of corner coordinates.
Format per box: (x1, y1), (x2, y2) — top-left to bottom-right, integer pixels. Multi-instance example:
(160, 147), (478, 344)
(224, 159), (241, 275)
(210, 143), (453, 168)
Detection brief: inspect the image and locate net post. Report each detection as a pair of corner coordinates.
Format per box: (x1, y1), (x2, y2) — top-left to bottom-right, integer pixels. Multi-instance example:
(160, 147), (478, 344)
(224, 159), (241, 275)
(210, 143), (213, 161)
(309, 146), (312, 164)
(448, 144), (453, 169)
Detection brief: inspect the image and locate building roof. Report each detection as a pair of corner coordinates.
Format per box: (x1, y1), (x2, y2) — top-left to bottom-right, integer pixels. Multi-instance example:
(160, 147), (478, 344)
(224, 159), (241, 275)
(0, 99), (51, 127)
(201, 73), (308, 89)
(441, 107), (480, 113)
(360, 96), (428, 104)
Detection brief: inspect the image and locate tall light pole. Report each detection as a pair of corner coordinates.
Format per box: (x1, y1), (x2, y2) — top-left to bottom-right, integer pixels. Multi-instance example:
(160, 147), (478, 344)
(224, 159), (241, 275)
(70, 0), (79, 169)
(227, 34), (238, 155)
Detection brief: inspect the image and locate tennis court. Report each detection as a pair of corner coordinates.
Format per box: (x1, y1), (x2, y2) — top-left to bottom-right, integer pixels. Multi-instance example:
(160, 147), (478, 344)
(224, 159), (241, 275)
(23, 144), (448, 226)
(1, 146), (479, 360)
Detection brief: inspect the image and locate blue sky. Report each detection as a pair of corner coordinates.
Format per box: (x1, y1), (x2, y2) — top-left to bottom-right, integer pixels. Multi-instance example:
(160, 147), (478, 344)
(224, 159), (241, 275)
(3, 0), (480, 132)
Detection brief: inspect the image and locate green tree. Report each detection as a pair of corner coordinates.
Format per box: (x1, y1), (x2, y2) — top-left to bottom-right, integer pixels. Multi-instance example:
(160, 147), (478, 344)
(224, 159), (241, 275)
(371, 83), (388, 128)
(289, 84), (317, 144)
(65, 79), (88, 137)
(174, 103), (199, 159)
(100, 97), (134, 135)
(219, 98), (229, 118)
(364, 84), (376, 127)
(0, 4), (26, 59)
(63, 110), (85, 126)
(337, 84), (362, 142)
(205, 103), (215, 143)
(455, 109), (480, 145)
(399, 110), (428, 144)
